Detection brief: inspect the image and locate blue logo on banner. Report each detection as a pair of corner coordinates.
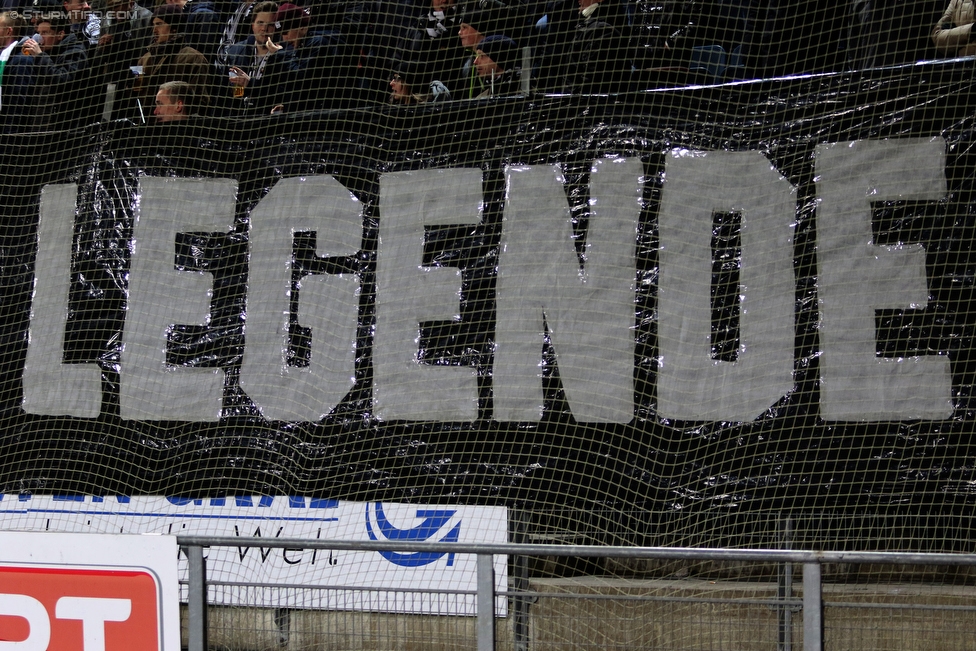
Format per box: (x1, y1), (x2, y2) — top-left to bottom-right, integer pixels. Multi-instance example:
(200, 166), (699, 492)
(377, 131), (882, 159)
(365, 502), (459, 567)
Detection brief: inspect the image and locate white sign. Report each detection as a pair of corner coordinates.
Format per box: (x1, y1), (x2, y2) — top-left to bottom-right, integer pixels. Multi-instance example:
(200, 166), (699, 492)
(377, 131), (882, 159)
(0, 531), (180, 651)
(0, 495), (508, 616)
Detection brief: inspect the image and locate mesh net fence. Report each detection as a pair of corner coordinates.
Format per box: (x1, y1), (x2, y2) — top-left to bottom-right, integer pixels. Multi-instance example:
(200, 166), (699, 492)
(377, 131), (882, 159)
(0, 0), (975, 580)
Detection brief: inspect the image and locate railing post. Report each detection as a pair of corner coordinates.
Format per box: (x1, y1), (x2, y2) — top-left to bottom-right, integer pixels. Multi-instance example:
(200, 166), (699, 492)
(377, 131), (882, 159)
(802, 561), (823, 651)
(477, 553), (496, 651)
(511, 509), (530, 651)
(778, 514), (793, 651)
(186, 545), (208, 651)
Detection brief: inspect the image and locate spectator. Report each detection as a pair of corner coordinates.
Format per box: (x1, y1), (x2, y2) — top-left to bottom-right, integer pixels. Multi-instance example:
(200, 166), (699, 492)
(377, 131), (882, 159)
(165, 0), (221, 61)
(22, 12), (93, 128)
(456, 5), (505, 98)
(94, 0), (152, 94)
(560, 0), (632, 94)
(219, 0), (275, 114)
(63, 0), (99, 46)
(311, 0), (386, 103)
(274, 2), (307, 45)
(932, 0), (976, 57)
(153, 78), (195, 119)
(99, 0), (152, 48)
(133, 4), (211, 116)
(0, 8), (25, 45)
(388, 58), (451, 103)
(458, 10), (489, 49)
(33, 13), (60, 51)
(363, 0), (427, 104)
(531, 0), (576, 91)
(0, 11), (36, 132)
(253, 2), (355, 112)
(472, 32), (520, 97)
(392, 0), (465, 98)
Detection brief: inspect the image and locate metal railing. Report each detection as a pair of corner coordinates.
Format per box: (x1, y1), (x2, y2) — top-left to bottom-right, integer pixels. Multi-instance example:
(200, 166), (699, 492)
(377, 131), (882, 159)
(176, 536), (976, 651)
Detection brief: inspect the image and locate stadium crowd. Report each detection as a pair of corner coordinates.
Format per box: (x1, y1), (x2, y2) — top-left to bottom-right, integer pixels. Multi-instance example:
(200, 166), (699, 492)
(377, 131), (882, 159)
(0, 0), (961, 129)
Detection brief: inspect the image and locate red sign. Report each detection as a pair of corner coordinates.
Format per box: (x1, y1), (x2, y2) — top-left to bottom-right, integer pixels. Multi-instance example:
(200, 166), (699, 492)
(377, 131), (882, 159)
(0, 565), (160, 651)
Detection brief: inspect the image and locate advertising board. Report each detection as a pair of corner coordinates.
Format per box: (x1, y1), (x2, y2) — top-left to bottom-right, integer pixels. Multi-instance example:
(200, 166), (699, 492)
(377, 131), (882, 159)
(0, 496), (508, 615)
(0, 531), (180, 651)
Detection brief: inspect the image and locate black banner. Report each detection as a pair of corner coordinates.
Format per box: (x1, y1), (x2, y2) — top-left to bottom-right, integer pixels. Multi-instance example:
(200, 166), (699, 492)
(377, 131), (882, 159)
(2, 60), (975, 551)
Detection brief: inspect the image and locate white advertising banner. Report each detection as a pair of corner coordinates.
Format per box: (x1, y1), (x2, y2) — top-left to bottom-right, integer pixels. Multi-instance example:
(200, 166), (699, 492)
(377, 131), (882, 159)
(0, 496), (508, 616)
(0, 531), (181, 651)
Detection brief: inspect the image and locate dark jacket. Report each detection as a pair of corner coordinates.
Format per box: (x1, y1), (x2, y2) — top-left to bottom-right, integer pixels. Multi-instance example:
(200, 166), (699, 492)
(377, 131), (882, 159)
(215, 34), (271, 116)
(392, 4), (465, 97)
(474, 65), (523, 98)
(533, 0), (578, 91)
(33, 31), (93, 129)
(0, 52), (39, 133)
(185, 0), (223, 62)
(34, 31), (89, 86)
(561, 1), (633, 94)
(95, 2), (153, 85)
(134, 35), (212, 110)
(224, 34), (267, 74)
(253, 31), (356, 112)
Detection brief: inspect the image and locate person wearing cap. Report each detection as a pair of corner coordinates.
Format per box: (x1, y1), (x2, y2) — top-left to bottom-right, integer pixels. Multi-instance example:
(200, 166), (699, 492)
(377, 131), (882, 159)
(388, 57), (451, 104)
(472, 32), (521, 98)
(132, 4), (210, 118)
(456, 5), (499, 98)
(252, 1), (354, 112)
(275, 2), (307, 45)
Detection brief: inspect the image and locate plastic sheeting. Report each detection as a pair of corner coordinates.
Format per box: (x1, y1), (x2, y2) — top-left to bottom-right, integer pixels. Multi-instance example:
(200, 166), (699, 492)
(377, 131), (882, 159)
(2, 61), (976, 550)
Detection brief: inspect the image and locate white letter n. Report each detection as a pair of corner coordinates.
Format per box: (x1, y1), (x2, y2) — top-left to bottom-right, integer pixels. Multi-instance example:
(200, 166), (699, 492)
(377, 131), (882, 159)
(494, 159), (640, 423)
